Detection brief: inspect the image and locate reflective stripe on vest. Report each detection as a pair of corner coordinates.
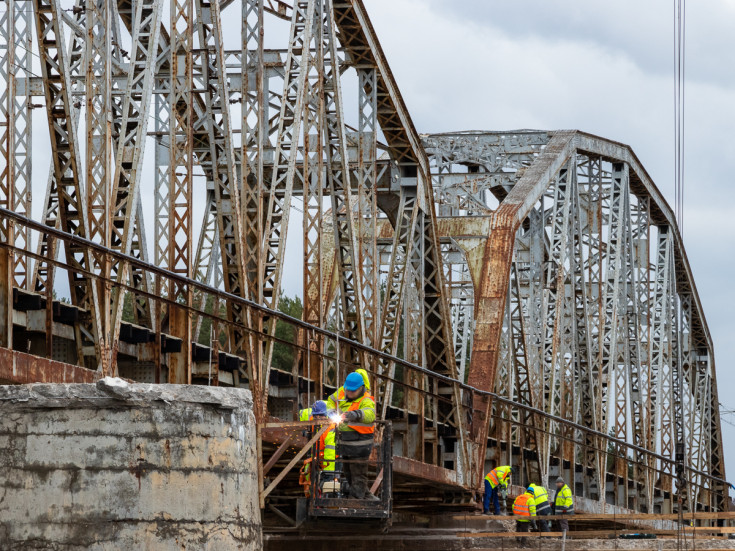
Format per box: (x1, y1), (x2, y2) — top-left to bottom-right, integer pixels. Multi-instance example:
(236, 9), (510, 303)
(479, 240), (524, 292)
(331, 388), (375, 434)
(346, 394), (374, 434)
(555, 485), (574, 512)
(530, 484), (549, 503)
(484, 466), (510, 488)
(319, 425), (337, 472)
(513, 494), (532, 516)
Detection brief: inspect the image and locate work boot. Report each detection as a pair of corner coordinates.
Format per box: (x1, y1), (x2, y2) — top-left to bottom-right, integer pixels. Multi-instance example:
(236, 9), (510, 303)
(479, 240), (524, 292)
(365, 492), (379, 501)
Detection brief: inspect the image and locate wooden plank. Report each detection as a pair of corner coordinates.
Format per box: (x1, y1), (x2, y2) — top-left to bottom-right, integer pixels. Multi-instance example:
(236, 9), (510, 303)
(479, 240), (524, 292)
(370, 468), (384, 494)
(261, 424), (330, 500)
(458, 527), (735, 539)
(262, 420), (332, 428)
(450, 511), (735, 522)
(262, 434), (294, 476)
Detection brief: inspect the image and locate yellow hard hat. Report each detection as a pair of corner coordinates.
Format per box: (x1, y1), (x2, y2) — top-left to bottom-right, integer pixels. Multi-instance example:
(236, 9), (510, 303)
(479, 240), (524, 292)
(356, 368), (371, 391)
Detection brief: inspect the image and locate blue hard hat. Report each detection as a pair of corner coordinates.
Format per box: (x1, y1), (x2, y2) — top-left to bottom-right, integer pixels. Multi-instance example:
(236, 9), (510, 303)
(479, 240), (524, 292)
(311, 400), (327, 416)
(527, 486), (535, 494)
(344, 372), (365, 392)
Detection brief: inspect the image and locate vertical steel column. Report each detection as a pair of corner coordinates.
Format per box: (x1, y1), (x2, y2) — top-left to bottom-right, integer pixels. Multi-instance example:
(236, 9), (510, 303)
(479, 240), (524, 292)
(302, 1), (324, 398)
(11, 0), (31, 288)
(85, 0), (112, 247)
(376, 188), (417, 414)
(260, 0), (315, 406)
(0, 0), (15, 345)
(108, 0), (164, 368)
(539, 161), (573, 485)
(153, 90), (171, 297)
(321, 0), (365, 351)
(356, 67), (378, 348)
(242, 0), (264, 302)
(650, 226), (674, 497)
(570, 163), (601, 500)
(168, 0), (194, 383)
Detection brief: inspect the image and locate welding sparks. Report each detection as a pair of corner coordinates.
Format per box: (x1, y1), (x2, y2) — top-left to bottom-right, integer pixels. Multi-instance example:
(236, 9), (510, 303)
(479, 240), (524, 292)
(328, 412), (344, 425)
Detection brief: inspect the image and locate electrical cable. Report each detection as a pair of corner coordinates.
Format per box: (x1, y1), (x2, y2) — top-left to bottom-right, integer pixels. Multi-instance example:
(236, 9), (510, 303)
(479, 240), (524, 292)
(673, 4), (687, 546)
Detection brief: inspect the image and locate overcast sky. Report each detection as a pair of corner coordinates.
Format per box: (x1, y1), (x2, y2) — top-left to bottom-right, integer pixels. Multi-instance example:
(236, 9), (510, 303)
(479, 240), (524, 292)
(363, 0), (735, 484)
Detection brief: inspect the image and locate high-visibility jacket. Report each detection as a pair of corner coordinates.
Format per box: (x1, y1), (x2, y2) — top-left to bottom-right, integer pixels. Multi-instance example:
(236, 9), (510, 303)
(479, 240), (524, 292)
(513, 492), (536, 522)
(529, 484), (549, 506)
(554, 484), (574, 514)
(300, 428), (336, 493)
(297, 410), (336, 473)
(484, 465), (512, 489)
(319, 425), (336, 472)
(326, 388), (375, 435)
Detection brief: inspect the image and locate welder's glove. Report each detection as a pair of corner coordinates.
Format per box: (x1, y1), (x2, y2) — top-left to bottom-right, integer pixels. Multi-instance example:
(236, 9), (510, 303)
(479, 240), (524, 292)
(343, 410), (362, 422)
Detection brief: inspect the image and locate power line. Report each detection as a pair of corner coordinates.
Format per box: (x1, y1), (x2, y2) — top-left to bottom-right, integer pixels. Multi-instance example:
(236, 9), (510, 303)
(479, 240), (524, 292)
(674, 0), (686, 232)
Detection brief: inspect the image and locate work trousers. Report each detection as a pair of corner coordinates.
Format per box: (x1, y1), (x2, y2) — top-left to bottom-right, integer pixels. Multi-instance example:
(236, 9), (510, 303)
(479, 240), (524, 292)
(535, 502), (551, 532)
(337, 440), (372, 499)
(515, 520), (530, 547)
(483, 480), (501, 514)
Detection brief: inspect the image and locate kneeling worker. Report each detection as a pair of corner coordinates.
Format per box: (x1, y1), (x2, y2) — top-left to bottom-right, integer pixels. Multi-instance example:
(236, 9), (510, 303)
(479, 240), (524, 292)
(327, 371), (376, 499)
(528, 482), (551, 532)
(513, 487), (537, 547)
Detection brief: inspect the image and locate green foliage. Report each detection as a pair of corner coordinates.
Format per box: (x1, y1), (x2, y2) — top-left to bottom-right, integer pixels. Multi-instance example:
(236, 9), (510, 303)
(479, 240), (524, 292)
(272, 294), (303, 372)
(122, 292), (135, 323)
(196, 293), (226, 345)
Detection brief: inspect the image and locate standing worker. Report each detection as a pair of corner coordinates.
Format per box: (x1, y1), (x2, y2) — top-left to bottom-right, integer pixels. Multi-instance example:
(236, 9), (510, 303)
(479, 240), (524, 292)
(512, 487), (537, 547)
(327, 371), (377, 500)
(553, 476), (574, 535)
(297, 400), (337, 495)
(483, 465), (514, 514)
(528, 483), (551, 532)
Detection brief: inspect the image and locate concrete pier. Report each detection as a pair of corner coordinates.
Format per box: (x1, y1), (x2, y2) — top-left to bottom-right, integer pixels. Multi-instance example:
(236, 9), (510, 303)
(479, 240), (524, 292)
(0, 378), (262, 550)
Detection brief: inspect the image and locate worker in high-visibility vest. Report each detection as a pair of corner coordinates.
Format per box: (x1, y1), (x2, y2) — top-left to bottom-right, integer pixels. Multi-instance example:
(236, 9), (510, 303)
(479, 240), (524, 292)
(513, 487), (537, 547)
(528, 483), (551, 532)
(297, 401), (336, 495)
(483, 465), (514, 514)
(327, 371), (376, 500)
(298, 399), (327, 422)
(553, 476), (575, 534)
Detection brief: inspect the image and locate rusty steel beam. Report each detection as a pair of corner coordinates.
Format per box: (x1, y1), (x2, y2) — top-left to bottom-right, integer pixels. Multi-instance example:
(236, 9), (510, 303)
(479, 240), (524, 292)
(0, 346), (98, 384)
(465, 131), (576, 489)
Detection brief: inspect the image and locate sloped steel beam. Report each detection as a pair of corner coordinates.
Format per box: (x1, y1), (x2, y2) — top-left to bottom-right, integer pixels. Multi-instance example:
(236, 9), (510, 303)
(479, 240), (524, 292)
(260, 0), (315, 410)
(31, 0), (103, 366)
(108, 0), (164, 368)
(466, 131), (576, 489)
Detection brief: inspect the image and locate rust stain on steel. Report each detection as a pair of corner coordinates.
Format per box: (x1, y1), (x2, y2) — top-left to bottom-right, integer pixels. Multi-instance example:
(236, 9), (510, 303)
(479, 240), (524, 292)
(465, 132), (577, 490)
(260, 426), (307, 448)
(392, 455), (461, 488)
(376, 217), (492, 240)
(0, 346), (98, 384)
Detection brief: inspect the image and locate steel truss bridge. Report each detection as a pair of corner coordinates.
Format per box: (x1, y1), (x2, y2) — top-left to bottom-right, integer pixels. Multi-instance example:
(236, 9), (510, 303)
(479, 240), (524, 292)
(0, 0), (727, 518)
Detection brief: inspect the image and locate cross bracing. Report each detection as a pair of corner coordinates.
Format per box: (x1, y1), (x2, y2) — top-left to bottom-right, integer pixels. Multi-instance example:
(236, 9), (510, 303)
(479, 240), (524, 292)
(0, 0), (726, 514)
